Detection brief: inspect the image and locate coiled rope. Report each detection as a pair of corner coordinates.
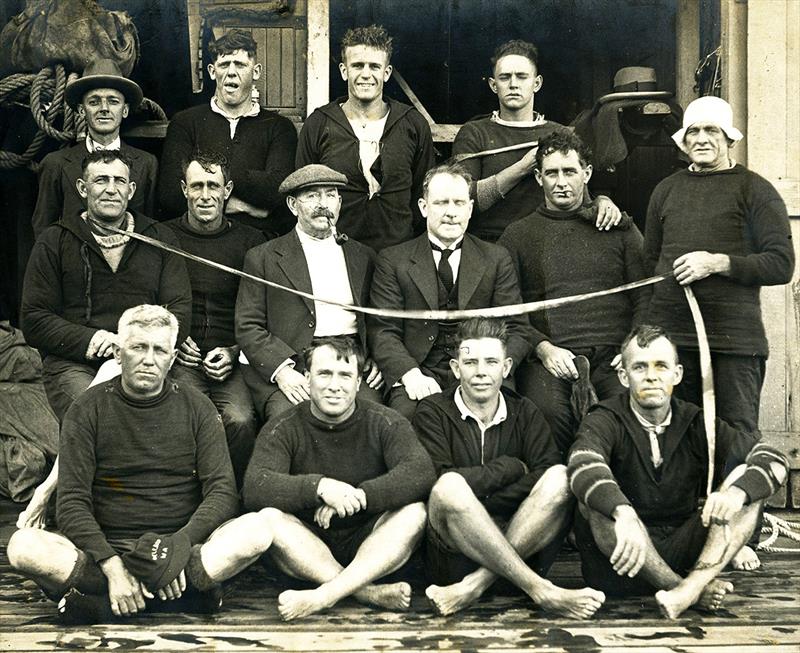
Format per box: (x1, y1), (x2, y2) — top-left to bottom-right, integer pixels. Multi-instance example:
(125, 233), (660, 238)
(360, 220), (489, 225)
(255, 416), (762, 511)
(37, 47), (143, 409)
(0, 64), (166, 172)
(758, 513), (800, 553)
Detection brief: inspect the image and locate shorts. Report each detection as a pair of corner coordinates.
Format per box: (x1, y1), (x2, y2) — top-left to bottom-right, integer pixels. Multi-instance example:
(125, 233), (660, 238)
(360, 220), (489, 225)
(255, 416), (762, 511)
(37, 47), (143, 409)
(574, 509), (708, 596)
(302, 513), (384, 566)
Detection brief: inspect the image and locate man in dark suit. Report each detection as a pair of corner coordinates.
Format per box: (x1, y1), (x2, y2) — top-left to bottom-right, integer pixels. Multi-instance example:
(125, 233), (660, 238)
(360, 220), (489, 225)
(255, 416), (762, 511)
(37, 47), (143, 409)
(236, 165), (383, 423)
(369, 162), (532, 420)
(32, 59), (158, 238)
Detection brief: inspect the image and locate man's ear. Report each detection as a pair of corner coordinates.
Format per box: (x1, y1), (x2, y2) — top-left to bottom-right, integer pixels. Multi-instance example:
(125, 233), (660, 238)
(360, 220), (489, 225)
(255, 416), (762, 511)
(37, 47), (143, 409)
(224, 180), (234, 200)
(122, 103), (129, 119)
(286, 195), (299, 217)
(339, 62), (348, 82)
(383, 64), (393, 81)
(583, 164), (593, 185)
(252, 62), (262, 81)
(126, 180), (137, 201)
(112, 342), (122, 365)
(501, 357), (513, 379)
(207, 62), (216, 80)
(76, 178), (88, 199)
(673, 363), (684, 386)
(534, 168), (543, 188)
(449, 358), (462, 380)
(180, 179), (188, 199)
(617, 366), (630, 389)
(488, 77), (498, 95)
(533, 75), (543, 93)
(168, 348), (178, 370)
(418, 197), (428, 219)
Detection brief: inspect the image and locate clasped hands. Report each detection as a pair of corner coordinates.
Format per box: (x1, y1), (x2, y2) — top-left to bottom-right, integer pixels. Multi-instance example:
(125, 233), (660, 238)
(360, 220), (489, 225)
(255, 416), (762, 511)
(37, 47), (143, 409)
(315, 477), (367, 529)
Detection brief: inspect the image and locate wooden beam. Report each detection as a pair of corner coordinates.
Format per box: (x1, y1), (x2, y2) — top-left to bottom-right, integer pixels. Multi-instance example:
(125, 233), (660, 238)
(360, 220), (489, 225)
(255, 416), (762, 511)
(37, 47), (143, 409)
(675, 0), (700, 109)
(305, 0), (329, 116)
(720, 0), (748, 166)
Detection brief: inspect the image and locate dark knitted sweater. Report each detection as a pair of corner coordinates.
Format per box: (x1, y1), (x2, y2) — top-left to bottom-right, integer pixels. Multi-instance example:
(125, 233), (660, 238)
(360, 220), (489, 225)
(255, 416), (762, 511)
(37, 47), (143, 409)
(452, 116), (562, 240)
(57, 377), (239, 563)
(165, 215), (264, 351)
(568, 393), (789, 527)
(498, 204), (649, 350)
(242, 401), (436, 528)
(644, 165), (794, 355)
(413, 386), (560, 519)
(158, 104), (297, 220)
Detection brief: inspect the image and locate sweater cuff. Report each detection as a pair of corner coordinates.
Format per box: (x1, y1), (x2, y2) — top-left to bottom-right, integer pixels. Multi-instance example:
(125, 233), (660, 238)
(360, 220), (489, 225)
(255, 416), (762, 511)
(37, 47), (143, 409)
(304, 473), (326, 507)
(726, 254), (753, 284)
(475, 177), (504, 212)
(86, 535), (118, 565)
(588, 482), (632, 520)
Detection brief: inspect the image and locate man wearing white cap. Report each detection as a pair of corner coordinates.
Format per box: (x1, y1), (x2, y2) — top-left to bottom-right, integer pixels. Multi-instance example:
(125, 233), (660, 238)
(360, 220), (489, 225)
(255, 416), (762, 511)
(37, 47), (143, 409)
(32, 59), (158, 238)
(643, 96), (794, 567)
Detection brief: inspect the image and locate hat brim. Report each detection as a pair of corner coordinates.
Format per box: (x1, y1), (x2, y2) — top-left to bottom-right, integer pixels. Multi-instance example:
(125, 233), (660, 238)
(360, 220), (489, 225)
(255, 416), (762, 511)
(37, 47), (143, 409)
(65, 75), (143, 110)
(671, 125), (744, 152)
(597, 90), (673, 104)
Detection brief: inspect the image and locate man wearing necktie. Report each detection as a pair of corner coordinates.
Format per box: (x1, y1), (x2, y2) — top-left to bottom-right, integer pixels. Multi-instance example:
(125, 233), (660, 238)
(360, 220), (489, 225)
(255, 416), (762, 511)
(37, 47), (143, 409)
(369, 162), (533, 421)
(567, 325), (788, 619)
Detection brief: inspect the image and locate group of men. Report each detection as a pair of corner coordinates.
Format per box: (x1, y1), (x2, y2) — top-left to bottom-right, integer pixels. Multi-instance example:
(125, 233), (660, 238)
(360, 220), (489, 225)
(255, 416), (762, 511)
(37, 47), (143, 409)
(6, 23), (794, 626)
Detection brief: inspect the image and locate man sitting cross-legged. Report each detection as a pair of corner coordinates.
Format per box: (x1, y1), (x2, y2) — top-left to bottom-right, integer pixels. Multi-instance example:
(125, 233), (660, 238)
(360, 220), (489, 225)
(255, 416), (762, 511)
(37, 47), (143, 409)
(568, 325), (789, 618)
(413, 317), (605, 618)
(8, 305), (274, 623)
(242, 336), (436, 621)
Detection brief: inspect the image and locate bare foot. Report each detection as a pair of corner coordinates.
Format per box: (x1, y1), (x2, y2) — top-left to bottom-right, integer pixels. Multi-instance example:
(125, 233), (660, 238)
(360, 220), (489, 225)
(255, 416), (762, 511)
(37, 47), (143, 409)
(277, 588), (333, 621)
(730, 545), (761, 571)
(531, 582), (605, 619)
(425, 581), (482, 616)
(697, 578), (734, 612)
(655, 582), (703, 620)
(354, 582), (412, 611)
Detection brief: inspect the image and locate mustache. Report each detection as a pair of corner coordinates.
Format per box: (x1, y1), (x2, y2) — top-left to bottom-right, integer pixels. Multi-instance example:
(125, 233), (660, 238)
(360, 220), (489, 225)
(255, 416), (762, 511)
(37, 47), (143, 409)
(313, 208), (335, 220)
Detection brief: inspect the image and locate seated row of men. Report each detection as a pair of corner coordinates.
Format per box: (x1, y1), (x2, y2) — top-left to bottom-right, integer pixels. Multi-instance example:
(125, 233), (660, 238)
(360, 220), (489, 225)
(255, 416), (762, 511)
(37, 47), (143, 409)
(8, 308), (788, 624)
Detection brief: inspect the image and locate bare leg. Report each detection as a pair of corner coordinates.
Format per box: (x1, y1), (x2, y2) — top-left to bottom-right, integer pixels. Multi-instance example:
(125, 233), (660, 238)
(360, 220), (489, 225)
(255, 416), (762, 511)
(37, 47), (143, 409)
(426, 471), (604, 619)
(264, 504), (426, 621)
(426, 465), (574, 615)
(7, 528), (80, 595)
(656, 500), (760, 619)
(199, 512), (274, 582)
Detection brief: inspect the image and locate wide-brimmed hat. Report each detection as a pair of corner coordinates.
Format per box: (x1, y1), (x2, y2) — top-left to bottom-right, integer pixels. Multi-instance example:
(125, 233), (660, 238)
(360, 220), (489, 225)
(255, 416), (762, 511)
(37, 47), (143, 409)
(279, 164), (348, 195)
(65, 59), (143, 110)
(597, 67), (673, 104)
(671, 96), (743, 152)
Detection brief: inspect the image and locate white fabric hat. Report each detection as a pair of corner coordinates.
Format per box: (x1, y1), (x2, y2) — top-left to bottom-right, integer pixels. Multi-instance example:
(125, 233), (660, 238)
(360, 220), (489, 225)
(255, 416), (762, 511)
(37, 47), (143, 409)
(672, 96), (743, 152)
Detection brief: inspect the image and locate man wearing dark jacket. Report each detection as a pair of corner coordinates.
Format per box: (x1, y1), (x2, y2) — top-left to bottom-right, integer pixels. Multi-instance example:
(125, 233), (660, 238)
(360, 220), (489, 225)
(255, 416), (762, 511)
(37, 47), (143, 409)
(369, 163), (532, 421)
(243, 337), (435, 621)
(296, 25), (434, 252)
(21, 150), (192, 421)
(9, 305), (271, 624)
(32, 59), (158, 239)
(414, 318), (605, 619)
(568, 325), (789, 619)
(236, 164), (382, 423)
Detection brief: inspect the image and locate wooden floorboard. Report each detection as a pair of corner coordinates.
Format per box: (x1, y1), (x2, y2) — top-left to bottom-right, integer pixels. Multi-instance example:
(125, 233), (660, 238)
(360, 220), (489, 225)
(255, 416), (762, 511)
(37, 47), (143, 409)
(1, 500), (798, 651)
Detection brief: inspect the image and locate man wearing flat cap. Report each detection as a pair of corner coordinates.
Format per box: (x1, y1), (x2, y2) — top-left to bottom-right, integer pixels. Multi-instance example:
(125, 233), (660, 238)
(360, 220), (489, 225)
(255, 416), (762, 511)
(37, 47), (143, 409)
(32, 59), (158, 238)
(9, 305), (275, 624)
(236, 164), (383, 423)
(643, 96), (795, 569)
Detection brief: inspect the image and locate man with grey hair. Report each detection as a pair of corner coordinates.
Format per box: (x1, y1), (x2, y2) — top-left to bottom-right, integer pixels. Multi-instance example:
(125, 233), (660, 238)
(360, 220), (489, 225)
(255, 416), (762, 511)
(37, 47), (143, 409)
(9, 305), (276, 624)
(644, 97), (795, 568)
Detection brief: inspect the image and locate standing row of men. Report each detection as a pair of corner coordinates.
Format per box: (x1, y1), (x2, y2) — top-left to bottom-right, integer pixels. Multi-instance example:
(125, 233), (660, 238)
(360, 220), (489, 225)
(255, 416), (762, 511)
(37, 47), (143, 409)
(9, 19), (795, 627)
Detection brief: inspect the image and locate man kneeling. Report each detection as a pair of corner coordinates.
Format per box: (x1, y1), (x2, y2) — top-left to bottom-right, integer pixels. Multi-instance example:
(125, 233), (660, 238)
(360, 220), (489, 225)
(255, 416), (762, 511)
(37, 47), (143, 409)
(568, 325), (788, 618)
(8, 305), (273, 623)
(414, 318), (605, 618)
(242, 336), (435, 620)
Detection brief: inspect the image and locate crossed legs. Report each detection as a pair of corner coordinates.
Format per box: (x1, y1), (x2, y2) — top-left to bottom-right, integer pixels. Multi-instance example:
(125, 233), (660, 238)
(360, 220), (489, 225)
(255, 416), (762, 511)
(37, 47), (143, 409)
(581, 466), (761, 618)
(261, 502), (426, 621)
(425, 466), (605, 618)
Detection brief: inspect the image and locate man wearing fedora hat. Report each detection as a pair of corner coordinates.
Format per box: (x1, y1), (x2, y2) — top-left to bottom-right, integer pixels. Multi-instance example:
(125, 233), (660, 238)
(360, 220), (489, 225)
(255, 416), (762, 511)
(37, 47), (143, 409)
(235, 164), (383, 424)
(31, 59), (158, 239)
(9, 305), (276, 624)
(452, 40), (622, 243)
(158, 30), (297, 239)
(644, 96), (795, 567)
(572, 66), (684, 233)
